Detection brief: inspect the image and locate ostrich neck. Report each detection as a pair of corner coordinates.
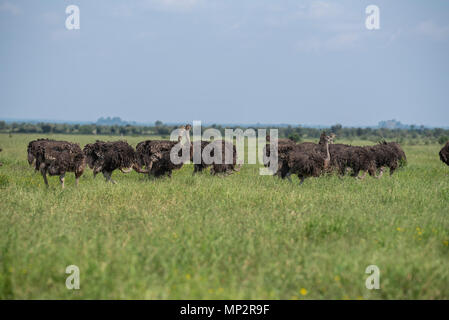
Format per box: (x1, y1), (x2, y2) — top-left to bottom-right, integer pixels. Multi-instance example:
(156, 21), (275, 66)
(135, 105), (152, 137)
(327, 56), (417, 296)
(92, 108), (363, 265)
(323, 141), (330, 168)
(325, 142), (330, 161)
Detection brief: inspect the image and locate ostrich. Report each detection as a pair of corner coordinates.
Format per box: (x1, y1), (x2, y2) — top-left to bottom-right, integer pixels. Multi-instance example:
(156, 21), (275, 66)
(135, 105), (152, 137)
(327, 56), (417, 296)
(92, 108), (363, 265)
(136, 125), (192, 178)
(387, 141), (407, 166)
(191, 139), (240, 176)
(136, 125), (191, 174)
(263, 136), (296, 175)
(282, 133), (333, 184)
(327, 135), (378, 180)
(27, 139), (72, 169)
(83, 140), (148, 184)
(33, 141), (86, 188)
(342, 146), (377, 179)
(364, 141), (405, 178)
(439, 141), (449, 166)
(145, 147), (186, 178)
(269, 132), (330, 178)
(190, 140), (211, 174)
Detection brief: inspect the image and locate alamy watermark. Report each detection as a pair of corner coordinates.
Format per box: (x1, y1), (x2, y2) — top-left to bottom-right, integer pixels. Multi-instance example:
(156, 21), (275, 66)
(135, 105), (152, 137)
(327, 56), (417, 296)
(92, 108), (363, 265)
(365, 5), (380, 30)
(66, 265), (80, 290)
(365, 265), (380, 290)
(169, 121), (278, 175)
(65, 5), (80, 30)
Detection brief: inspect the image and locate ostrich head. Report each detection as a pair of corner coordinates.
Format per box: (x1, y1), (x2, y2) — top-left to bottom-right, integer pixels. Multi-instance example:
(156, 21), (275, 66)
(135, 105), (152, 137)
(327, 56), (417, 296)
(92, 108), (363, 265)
(177, 125), (186, 142)
(319, 131), (334, 145)
(177, 124), (191, 145)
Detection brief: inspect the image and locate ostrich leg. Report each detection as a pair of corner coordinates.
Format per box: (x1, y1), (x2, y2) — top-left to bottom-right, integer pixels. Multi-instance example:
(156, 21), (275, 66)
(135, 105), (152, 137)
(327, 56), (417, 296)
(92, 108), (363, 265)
(192, 165), (200, 176)
(357, 171), (367, 180)
(351, 171), (359, 178)
(93, 166), (101, 178)
(41, 168), (49, 187)
(103, 171), (116, 184)
(389, 165), (397, 176)
(59, 173), (65, 188)
(299, 176), (305, 185)
(376, 167), (385, 179)
(75, 171), (82, 186)
(147, 160), (153, 172)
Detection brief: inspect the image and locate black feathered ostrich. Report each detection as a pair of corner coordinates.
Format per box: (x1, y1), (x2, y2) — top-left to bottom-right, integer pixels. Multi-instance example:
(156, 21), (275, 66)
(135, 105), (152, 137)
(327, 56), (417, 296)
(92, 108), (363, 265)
(32, 140), (86, 188)
(83, 140), (148, 184)
(440, 141), (449, 166)
(135, 125), (192, 178)
(282, 133), (333, 184)
(190, 139), (240, 176)
(27, 139), (72, 169)
(363, 141), (406, 179)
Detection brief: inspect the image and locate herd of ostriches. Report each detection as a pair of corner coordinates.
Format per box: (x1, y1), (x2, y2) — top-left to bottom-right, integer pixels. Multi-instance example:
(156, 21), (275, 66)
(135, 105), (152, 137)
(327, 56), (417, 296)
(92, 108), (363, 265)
(2, 124), (447, 188)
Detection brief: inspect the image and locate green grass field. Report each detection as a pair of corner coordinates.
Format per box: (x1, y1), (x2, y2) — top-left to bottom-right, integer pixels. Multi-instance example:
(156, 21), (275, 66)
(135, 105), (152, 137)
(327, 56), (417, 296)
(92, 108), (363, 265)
(0, 133), (448, 299)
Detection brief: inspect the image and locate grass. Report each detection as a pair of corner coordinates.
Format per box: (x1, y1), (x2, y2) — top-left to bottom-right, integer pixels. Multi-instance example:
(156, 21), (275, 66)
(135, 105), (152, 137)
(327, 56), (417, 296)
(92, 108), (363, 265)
(0, 133), (448, 299)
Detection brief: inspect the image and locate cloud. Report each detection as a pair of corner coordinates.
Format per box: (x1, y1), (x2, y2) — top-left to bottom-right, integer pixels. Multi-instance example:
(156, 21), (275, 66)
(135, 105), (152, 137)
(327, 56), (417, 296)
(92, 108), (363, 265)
(0, 1), (21, 15)
(416, 21), (449, 41)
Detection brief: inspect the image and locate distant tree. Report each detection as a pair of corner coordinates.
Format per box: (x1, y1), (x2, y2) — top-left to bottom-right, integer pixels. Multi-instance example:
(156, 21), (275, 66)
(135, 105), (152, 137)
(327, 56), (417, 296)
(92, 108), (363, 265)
(156, 126), (170, 135)
(331, 124), (343, 135)
(42, 124), (52, 133)
(288, 133), (301, 143)
(438, 136), (449, 145)
(79, 125), (95, 135)
(155, 120), (163, 126)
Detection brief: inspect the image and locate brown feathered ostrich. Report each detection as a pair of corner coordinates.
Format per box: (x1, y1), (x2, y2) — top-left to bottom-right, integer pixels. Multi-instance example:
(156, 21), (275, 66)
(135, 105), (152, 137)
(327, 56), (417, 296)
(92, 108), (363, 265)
(32, 140), (86, 188)
(263, 136), (296, 176)
(328, 137), (406, 180)
(440, 141), (449, 166)
(27, 139), (73, 169)
(135, 125), (191, 178)
(282, 133), (333, 184)
(83, 140), (148, 184)
(273, 132), (331, 179)
(364, 141), (405, 179)
(191, 139), (240, 176)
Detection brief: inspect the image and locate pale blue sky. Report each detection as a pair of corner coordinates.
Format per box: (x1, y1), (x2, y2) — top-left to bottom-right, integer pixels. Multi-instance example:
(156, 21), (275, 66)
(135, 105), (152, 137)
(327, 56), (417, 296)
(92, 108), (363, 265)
(1, 0), (448, 126)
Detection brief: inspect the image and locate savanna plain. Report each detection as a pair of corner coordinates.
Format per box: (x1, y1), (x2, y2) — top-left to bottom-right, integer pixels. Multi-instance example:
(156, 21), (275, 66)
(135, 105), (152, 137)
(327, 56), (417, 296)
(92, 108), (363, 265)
(0, 133), (448, 299)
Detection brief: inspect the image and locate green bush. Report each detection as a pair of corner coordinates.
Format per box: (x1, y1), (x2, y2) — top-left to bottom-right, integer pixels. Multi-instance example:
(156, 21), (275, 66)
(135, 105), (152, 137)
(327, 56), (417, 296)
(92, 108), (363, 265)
(438, 136), (449, 145)
(288, 133), (301, 143)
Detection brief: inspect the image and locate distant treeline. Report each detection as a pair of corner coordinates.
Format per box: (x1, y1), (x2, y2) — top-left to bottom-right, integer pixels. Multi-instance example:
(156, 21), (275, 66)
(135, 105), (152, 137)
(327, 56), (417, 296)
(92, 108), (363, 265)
(1, 121), (448, 145)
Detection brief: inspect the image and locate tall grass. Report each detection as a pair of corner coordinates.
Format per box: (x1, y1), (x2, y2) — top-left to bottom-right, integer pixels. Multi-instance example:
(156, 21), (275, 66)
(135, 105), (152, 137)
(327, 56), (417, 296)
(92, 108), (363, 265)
(0, 133), (448, 299)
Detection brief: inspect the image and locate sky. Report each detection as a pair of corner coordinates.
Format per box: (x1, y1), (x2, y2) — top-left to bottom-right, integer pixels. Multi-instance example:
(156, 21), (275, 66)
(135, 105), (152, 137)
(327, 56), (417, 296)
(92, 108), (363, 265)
(0, 0), (448, 127)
